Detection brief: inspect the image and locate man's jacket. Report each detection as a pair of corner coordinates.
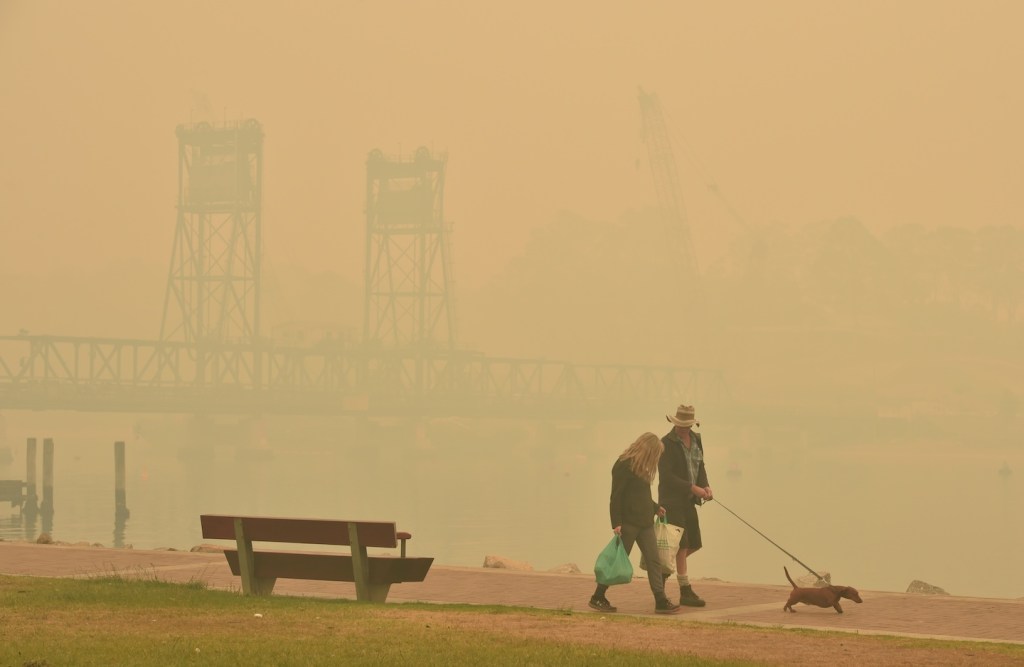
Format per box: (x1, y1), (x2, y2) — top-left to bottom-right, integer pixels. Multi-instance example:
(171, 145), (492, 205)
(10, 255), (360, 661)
(657, 429), (708, 514)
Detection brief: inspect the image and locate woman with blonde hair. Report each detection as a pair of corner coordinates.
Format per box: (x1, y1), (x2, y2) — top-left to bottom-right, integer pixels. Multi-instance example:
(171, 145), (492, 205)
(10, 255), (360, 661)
(589, 432), (682, 614)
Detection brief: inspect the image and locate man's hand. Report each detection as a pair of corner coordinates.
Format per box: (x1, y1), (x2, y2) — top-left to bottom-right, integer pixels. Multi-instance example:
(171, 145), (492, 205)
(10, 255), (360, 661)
(692, 485), (709, 500)
(704, 487), (713, 501)
(613, 525), (622, 535)
(657, 506), (666, 518)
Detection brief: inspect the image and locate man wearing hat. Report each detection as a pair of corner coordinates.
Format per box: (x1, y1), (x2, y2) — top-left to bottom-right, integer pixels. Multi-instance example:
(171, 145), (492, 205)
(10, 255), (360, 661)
(658, 404), (713, 607)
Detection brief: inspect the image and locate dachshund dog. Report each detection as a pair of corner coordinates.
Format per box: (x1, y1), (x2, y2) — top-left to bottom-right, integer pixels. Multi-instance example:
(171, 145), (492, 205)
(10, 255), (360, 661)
(783, 566), (862, 613)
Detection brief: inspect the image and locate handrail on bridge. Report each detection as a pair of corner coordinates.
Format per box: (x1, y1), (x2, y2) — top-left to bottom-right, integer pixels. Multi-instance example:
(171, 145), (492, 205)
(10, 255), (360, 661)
(0, 334), (726, 416)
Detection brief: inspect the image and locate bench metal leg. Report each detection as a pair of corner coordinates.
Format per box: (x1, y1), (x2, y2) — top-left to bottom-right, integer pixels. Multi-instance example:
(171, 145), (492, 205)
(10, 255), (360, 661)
(234, 518), (277, 596)
(366, 583), (392, 603)
(349, 523), (383, 603)
(251, 576), (277, 596)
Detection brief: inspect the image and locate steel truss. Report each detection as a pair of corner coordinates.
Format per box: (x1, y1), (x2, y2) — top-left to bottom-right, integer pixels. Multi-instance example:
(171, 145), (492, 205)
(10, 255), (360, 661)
(0, 336), (725, 418)
(363, 147), (456, 353)
(161, 119), (264, 346)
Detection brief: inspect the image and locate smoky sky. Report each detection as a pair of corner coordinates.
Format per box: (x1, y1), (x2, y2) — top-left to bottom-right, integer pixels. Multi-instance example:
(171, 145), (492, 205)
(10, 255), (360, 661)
(1, 0), (1021, 288)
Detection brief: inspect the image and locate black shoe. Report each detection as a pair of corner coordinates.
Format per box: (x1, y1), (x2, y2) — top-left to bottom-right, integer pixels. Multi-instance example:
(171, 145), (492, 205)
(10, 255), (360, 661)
(679, 585), (706, 607)
(588, 597), (617, 613)
(655, 598), (682, 614)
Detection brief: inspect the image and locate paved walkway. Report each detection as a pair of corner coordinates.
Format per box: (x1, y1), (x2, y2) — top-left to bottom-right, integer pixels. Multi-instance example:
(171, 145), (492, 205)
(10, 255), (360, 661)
(2, 541), (1022, 645)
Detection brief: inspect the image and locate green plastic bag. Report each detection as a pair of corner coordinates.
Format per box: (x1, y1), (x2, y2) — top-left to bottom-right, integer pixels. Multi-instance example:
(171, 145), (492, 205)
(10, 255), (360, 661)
(594, 534), (633, 585)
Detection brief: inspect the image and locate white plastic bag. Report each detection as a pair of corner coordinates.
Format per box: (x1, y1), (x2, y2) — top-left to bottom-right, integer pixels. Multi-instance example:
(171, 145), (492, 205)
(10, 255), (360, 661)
(639, 517), (683, 575)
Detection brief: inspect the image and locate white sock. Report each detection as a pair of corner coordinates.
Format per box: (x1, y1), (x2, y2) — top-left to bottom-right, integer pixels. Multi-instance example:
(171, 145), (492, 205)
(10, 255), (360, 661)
(677, 575), (689, 587)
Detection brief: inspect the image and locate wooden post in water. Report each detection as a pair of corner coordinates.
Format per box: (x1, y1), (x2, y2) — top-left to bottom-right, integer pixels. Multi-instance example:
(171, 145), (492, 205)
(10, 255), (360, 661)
(41, 438), (53, 512)
(114, 441), (129, 517)
(41, 437), (54, 534)
(25, 437), (38, 515)
(113, 440), (129, 547)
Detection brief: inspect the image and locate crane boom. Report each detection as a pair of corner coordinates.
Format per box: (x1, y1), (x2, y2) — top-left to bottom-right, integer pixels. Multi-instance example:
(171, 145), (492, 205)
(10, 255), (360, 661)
(638, 87), (698, 278)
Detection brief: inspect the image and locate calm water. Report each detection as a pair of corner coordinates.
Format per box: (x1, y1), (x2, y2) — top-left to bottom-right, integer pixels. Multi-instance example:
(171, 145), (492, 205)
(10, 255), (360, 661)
(1, 412), (1021, 600)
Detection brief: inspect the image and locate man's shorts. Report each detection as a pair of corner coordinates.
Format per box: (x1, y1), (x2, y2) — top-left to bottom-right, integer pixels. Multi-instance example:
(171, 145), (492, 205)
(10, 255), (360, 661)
(675, 502), (702, 553)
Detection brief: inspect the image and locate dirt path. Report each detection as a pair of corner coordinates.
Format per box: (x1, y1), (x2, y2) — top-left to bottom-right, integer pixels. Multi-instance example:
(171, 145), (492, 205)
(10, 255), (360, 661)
(381, 608), (1024, 666)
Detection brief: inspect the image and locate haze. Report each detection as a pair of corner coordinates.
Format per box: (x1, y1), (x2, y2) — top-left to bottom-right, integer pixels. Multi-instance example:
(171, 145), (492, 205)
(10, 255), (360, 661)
(0, 1), (1021, 598)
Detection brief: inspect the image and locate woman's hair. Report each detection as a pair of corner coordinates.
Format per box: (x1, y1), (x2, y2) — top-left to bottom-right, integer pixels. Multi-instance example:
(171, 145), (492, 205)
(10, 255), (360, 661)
(618, 432), (664, 483)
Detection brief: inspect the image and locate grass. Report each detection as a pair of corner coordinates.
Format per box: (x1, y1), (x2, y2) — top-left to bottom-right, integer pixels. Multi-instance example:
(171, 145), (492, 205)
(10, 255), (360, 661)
(2, 574), (1022, 666)
(0, 575), (729, 666)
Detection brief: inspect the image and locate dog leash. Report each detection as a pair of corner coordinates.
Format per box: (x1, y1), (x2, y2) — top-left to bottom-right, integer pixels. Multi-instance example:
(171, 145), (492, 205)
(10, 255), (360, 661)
(709, 498), (828, 584)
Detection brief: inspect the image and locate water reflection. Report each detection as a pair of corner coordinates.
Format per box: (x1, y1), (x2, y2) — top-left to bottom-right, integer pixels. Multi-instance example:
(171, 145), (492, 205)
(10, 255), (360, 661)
(113, 511), (127, 548)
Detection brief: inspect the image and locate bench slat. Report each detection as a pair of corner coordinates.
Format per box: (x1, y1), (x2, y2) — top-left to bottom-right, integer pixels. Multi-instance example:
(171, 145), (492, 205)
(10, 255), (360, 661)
(200, 515), (399, 548)
(223, 550), (434, 584)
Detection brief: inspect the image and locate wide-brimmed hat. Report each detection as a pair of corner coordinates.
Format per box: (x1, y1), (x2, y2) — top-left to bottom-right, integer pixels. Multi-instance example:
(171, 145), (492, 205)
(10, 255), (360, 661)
(666, 404), (699, 428)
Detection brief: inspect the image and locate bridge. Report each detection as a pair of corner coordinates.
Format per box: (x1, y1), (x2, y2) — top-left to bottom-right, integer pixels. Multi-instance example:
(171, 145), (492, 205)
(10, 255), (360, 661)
(0, 118), (724, 420)
(0, 335), (723, 419)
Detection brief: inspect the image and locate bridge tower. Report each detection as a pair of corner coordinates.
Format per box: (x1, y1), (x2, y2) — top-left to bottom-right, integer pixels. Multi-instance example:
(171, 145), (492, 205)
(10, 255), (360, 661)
(161, 119), (264, 345)
(363, 147), (456, 352)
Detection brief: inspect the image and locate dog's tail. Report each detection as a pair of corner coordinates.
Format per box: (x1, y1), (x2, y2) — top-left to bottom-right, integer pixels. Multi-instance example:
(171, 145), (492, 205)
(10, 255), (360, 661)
(784, 566), (797, 589)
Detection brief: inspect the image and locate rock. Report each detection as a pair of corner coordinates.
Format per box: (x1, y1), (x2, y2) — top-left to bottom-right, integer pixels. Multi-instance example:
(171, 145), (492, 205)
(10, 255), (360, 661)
(190, 543), (225, 553)
(482, 555), (533, 571)
(546, 563), (581, 574)
(35, 533), (52, 544)
(907, 579), (949, 595)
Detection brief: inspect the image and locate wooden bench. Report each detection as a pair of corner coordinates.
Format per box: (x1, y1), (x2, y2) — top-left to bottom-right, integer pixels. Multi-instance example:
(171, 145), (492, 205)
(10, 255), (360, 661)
(199, 514), (433, 602)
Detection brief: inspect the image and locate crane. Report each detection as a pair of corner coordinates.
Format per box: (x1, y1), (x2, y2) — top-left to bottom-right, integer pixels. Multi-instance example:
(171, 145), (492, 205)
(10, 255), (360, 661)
(638, 87), (699, 280)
